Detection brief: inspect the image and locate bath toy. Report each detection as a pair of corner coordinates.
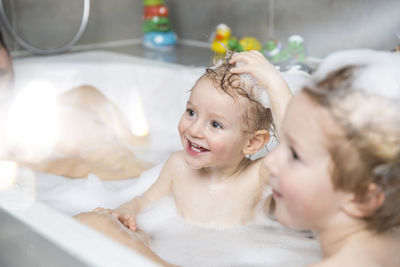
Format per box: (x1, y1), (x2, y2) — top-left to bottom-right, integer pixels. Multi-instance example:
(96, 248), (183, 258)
(143, 31), (177, 50)
(227, 38), (242, 52)
(286, 35), (306, 62)
(211, 24), (261, 54)
(143, 5), (169, 19)
(142, 16), (172, 33)
(262, 35), (312, 74)
(239, 37), (262, 51)
(143, 0), (163, 5)
(263, 35), (307, 67)
(211, 24), (231, 54)
(142, 0), (177, 50)
(263, 39), (289, 64)
(228, 37), (262, 52)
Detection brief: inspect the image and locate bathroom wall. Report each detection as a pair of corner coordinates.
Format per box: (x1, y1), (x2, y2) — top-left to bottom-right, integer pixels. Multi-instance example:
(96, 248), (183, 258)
(0, 0), (144, 51)
(168, 0), (400, 57)
(1, 0), (399, 58)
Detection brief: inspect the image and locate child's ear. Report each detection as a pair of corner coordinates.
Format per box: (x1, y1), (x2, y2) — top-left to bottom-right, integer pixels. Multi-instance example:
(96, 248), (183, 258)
(342, 183), (385, 218)
(243, 130), (270, 156)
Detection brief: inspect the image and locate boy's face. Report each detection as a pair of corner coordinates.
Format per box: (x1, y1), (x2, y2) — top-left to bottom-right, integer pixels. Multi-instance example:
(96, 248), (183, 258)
(0, 46), (13, 93)
(261, 92), (351, 231)
(178, 76), (250, 170)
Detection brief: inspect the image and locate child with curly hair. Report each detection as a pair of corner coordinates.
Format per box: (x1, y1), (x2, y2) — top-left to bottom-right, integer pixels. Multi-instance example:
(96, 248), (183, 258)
(255, 49), (400, 266)
(92, 52), (291, 230)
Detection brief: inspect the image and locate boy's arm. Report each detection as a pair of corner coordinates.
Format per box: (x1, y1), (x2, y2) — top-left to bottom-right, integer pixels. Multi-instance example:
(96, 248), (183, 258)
(229, 50), (292, 139)
(104, 154), (178, 230)
(75, 212), (178, 267)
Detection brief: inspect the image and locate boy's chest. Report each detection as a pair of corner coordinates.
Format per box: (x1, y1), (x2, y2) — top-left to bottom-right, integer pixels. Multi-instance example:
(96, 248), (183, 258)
(171, 172), (266, 227)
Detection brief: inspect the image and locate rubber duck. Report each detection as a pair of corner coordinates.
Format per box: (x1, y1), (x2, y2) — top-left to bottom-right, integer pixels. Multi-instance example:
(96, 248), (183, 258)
(211, 24), (231, 54)
(239, 37), (262, 51)
(228, 37), (262, 52)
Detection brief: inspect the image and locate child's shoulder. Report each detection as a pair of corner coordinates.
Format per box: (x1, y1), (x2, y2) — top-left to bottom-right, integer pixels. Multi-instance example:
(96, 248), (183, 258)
(167, 150), (186, 164)
(163, 151), (190, 172)
(308, 249), (383, 267)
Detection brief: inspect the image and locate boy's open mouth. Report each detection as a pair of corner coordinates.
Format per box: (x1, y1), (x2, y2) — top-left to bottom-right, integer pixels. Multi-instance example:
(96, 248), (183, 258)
(187, 140), (209, 154)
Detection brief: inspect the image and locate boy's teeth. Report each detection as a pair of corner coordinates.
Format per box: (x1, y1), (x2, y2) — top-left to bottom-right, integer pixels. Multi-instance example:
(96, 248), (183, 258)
(191, 143), (202, 152)
(192, 146), (201, 152)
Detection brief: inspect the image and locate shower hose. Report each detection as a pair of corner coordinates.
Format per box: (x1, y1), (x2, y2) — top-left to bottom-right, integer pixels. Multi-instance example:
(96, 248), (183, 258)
(0, 0), (90, 55)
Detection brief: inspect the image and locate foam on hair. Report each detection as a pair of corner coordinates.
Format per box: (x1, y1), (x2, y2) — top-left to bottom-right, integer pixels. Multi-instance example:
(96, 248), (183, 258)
(312, 49), (400, 100)
(236, 62), (270, 108)
(204, 57), (275, 166)
(211, 55), (270, 109)
(310, 50), (400, 162)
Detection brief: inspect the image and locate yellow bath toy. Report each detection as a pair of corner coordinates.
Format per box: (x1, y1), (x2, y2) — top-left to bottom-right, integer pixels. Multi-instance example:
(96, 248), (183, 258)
(211, 24), (231, 54)
(227, 36), (262, 52)
(239, 37), (262, 51)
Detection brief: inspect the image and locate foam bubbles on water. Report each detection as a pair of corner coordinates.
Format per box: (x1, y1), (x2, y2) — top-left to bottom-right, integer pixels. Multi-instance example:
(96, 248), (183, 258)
(35, 163), (321, 267)
(137, 196), (321, 267)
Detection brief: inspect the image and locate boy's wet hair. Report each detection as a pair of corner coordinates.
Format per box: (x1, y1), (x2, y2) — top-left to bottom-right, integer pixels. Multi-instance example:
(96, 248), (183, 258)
(191, 52), (274, 173)
(203, 54), (274, 136)
(303, 62), (400, 233)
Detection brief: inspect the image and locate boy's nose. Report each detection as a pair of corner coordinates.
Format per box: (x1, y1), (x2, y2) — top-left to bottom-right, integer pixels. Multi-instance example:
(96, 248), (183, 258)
(188, 120), (204, 138)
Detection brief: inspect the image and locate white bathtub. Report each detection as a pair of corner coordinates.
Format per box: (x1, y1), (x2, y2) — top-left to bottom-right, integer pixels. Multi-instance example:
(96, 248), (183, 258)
(1, 51), (319, 267)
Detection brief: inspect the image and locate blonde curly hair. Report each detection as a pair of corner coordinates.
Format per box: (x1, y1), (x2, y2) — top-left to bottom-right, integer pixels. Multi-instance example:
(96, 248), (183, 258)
(303, 50), (400, 232)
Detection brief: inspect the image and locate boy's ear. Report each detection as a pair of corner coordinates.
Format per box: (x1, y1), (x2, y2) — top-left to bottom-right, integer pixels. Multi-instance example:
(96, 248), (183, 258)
(341, 183), (385, 218)
(243, 130), (270, 156)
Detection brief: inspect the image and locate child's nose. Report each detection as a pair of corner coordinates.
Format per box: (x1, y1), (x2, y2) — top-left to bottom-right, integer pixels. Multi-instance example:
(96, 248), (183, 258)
(262, 145), (280, 176)
(188, 120), (204, 138)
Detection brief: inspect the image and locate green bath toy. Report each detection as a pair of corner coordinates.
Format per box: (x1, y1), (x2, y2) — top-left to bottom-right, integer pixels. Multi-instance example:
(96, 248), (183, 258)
(143, 0), (164, 6)
(286, 35), (306, 62)
(142, 16), (171, 33)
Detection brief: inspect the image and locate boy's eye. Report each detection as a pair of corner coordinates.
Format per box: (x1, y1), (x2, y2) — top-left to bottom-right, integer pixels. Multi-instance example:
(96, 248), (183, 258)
(186, 109), (195, 117)
(211, 121), (222, 129)
(290, 147), (299, 160)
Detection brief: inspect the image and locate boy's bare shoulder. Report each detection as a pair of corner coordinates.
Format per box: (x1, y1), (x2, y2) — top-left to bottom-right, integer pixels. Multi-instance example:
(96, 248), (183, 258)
(164, 151), (188, 171)
(167, 151), (186, 164)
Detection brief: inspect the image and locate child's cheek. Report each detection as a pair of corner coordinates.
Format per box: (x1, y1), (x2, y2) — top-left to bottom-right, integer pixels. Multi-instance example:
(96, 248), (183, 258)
(177, 116), (187, 135)
(279, 178), (312, 218)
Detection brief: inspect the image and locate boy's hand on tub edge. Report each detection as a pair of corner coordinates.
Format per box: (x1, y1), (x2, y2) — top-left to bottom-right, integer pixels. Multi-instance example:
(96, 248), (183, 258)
(94, 207), (137, 231)
(112, 207), (137, 231)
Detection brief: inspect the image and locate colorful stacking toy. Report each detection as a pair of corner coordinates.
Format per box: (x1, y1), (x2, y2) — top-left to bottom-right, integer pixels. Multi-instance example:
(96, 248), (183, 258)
(142, 0), (177, 50)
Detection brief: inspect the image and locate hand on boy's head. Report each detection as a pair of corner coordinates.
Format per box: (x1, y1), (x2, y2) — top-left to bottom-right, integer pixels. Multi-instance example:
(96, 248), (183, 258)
(229, 50), (283, 89)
